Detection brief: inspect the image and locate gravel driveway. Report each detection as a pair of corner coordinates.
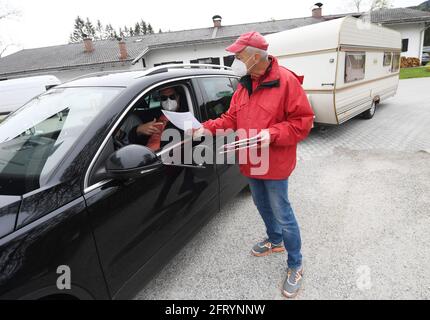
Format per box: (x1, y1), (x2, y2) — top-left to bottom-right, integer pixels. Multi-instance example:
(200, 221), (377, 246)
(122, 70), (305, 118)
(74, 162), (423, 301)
(136, 78), (430, 300)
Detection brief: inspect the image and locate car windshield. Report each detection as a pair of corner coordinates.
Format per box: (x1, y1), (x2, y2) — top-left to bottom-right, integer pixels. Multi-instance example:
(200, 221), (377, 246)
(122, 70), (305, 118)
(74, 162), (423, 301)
(0, 86), (123, 196)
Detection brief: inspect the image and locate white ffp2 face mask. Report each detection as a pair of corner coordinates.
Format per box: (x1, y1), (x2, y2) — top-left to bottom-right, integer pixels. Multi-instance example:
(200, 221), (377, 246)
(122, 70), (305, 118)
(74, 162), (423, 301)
(231, 55), (257, 77)
(231, 58), (248, 77)
(161, 98), (178, 111)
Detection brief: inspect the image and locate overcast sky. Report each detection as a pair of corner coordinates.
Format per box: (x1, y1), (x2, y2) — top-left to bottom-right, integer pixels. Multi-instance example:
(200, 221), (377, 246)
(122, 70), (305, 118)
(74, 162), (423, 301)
(0, 0), (424, 57)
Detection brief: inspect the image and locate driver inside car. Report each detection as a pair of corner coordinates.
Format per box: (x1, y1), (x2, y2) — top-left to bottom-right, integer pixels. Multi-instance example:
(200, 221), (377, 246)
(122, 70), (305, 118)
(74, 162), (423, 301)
(115, 86), (184, 151)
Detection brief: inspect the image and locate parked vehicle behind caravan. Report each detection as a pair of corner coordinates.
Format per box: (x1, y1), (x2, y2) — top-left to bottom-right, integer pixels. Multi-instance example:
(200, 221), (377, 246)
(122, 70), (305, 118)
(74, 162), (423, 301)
(422, 52), (430, 66)
(266, 16), (402, 125)
(0, 75), (61, 118)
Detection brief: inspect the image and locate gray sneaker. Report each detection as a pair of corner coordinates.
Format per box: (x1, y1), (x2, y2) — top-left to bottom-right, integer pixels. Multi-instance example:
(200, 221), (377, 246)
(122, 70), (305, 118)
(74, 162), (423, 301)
(251, 239), (285, 257)
(282, 265), (304, 298)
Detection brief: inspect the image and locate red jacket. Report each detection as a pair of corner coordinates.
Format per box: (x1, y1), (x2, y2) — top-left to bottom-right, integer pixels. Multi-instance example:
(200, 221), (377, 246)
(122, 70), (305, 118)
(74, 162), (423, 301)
(203, 56), (314, 180)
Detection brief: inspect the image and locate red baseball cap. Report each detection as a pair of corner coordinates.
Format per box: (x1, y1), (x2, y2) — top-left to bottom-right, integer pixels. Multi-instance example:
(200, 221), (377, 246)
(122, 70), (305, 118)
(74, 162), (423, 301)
(226, 31), (269, 53)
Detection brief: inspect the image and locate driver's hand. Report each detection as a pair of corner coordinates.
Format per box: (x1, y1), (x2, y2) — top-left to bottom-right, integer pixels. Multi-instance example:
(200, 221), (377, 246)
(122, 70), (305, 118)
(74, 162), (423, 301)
(186, 127), (210, 138)
(136, 118), (163, 136)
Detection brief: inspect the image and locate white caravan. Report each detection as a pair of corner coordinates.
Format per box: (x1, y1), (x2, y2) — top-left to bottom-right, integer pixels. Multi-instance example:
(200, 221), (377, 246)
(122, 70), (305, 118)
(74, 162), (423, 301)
(266, 16), (402, 125)
(0, 75), (61, 117)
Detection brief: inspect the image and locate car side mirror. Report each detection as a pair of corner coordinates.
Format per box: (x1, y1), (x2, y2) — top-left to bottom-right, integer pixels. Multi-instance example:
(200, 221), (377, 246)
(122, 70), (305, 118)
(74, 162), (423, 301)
(105, 144), (162, 180)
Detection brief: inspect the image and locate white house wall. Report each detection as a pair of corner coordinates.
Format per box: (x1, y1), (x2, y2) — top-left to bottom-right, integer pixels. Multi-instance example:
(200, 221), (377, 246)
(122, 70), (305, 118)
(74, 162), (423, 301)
(143, 42), (233, 68)
(387, 23), (425, 60)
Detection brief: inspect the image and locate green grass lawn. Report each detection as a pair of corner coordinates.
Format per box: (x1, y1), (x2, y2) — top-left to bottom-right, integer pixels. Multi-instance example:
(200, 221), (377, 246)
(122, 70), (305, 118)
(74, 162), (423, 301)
(400, 66), (430, 79)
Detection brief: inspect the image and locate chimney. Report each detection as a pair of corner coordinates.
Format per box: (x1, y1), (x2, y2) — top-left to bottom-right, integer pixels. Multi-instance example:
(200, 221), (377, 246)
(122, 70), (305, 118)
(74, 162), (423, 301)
(119, 40), (128, 60)
(83, 37), (94, 53)
(212, 15), (222, 28)
(312, 3), (323, 18)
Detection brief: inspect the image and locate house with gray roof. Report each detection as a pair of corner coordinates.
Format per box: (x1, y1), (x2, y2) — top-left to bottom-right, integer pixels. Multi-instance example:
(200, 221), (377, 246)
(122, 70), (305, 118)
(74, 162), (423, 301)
(369, 7), (430, 60)
(0, 4), (429, 82)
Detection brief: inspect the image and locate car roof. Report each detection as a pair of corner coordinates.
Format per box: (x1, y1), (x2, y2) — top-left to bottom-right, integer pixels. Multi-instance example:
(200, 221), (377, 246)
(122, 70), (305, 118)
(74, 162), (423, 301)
(58, 67), (237, 88)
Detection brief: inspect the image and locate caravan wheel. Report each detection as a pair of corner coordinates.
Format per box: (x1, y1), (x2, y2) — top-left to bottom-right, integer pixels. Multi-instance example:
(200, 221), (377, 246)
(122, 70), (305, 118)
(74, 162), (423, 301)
(362, 101), (376, 120)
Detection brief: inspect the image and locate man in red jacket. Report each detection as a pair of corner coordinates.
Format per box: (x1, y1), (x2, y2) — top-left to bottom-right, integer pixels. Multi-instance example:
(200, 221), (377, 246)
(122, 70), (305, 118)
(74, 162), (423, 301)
(193, 32), (314, 298)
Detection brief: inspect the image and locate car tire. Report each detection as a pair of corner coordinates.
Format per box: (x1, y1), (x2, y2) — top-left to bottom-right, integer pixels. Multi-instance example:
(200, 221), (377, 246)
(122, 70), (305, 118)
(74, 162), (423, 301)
(362, 101), (376, 120)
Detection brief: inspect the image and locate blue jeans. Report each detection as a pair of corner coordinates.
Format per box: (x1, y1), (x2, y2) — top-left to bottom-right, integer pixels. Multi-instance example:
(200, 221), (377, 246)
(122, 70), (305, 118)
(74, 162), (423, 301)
(248, 178), (302, 269)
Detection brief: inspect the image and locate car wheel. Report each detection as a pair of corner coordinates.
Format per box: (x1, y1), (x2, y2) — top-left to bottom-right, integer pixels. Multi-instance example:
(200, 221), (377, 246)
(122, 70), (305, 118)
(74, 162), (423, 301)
(362, 101), (376, 120)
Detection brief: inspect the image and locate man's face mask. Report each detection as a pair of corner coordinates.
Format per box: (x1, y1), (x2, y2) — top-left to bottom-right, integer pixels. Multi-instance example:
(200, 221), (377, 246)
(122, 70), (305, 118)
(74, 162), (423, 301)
(231, 54), (257, 77)
(161, 94), (178, 111)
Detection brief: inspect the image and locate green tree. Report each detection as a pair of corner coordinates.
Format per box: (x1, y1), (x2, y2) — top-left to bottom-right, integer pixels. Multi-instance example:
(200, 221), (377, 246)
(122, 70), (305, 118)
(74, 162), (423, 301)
(95, 19), (104, 40)
(105, 24), (116, 40)
(69, 16), (99, 42)
(134, 22), (141, 36)
(69, 16), (86, 43)
(147, 23), (154, 34)
(84, 17), (96, 38)
(114, 31), (121, 41)
(140, 19), (147, 35)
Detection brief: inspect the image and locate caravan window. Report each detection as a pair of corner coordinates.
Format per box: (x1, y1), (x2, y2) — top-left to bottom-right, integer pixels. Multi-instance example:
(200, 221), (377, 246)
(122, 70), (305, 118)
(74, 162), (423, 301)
(345, 52), (366, 83)
(392, 53), (400, 72)
(383, 52), (392, 67)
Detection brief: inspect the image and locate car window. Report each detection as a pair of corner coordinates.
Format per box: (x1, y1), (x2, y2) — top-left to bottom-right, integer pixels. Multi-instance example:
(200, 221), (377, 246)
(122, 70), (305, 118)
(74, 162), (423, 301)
(230, 78), (239, 91)
(142, 92), (163, 109)
(198, 77), (235, 121)
(0, 87), (123, 195)
(113, 84), (190, 153)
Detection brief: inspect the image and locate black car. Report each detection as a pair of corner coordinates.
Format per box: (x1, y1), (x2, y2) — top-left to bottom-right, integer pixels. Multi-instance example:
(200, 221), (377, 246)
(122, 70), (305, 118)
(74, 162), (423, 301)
(0, 65), (248, 300)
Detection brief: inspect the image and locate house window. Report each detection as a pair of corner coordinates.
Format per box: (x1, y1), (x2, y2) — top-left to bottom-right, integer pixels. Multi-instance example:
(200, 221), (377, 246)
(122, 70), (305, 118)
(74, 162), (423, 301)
(223, 55), (235, 67)
(190, 57), (220, 65)
(392, 52), (401, 72)
(153, 61), (183, 67)
(345, 52), (366, 83)
(383, 52), (392, 67)
(402, 39), (409, 53)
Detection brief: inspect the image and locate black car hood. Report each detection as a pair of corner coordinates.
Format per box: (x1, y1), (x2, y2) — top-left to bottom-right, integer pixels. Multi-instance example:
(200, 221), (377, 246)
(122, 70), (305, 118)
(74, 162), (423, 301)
(0, 195), (20, 239)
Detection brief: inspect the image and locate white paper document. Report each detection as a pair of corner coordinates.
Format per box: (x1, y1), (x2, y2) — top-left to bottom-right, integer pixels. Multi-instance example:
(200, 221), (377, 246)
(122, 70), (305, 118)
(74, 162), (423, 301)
(162, 110), (202, 130)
